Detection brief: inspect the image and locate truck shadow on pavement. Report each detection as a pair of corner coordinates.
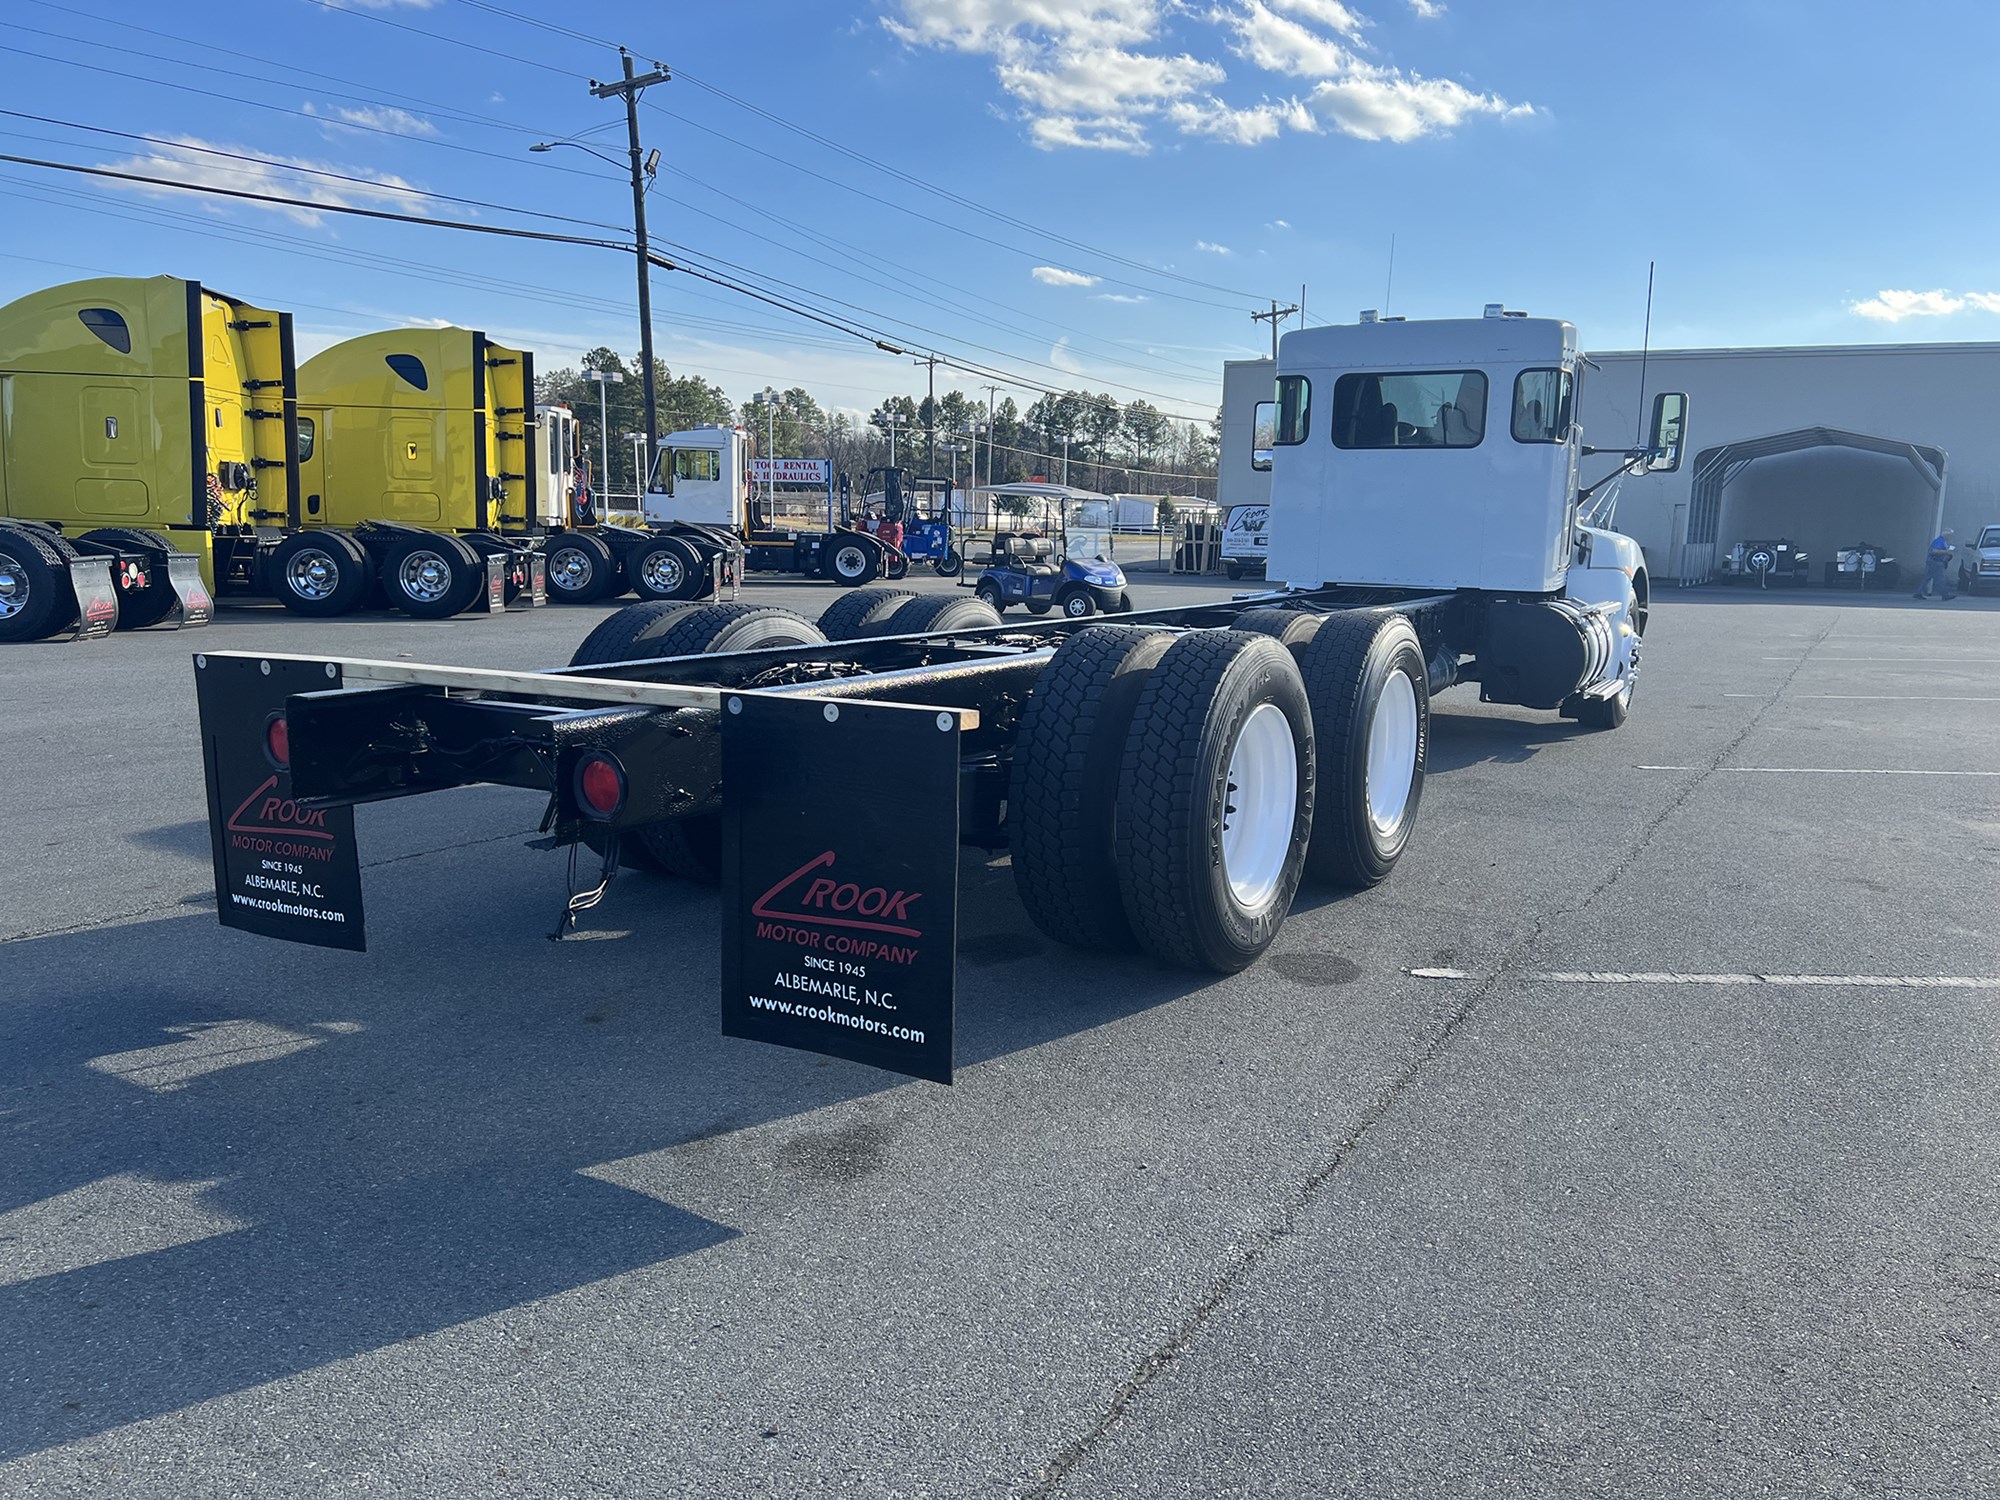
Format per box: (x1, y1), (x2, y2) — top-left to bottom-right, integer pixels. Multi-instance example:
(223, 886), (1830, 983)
(0, 851), (1210, 1460)
(1426, 708), (1588, 770)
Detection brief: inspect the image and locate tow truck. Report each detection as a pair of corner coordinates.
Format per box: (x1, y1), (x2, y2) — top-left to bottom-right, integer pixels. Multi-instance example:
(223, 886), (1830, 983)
(192, 308), (1684, 1084)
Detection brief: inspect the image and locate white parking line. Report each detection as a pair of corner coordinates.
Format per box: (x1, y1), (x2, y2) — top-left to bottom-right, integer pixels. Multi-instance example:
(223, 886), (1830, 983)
(1724, 693), (2000, 701)
(1636, 765), (2000, 777)
(1409, 968), (2000, 989)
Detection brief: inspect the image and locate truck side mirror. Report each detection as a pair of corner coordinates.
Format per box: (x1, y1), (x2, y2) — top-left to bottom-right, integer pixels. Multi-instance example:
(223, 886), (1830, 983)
(1647, 392), (1687, 473)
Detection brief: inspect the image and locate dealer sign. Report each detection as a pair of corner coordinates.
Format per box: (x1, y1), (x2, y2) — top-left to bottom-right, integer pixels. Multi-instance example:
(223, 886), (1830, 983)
(721, 694), (959, 1084)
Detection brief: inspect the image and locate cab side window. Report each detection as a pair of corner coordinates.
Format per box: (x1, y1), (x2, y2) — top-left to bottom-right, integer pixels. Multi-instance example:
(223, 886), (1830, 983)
(1511, 368), (1573, 444)
(674, 448), (719, 483)
(295, 416), (316, 463)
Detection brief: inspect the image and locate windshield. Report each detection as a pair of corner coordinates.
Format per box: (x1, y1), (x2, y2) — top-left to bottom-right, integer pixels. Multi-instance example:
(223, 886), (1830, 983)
(1980, 527), (2000, 548)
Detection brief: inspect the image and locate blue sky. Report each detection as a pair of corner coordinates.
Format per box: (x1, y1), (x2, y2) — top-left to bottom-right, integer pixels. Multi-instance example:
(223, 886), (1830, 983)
(2, 0), (1996, 423)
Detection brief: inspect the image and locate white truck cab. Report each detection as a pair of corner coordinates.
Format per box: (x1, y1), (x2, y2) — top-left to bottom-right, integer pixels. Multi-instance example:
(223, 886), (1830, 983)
(643, 426), (749, 530)
(1265, 307), (1684, 727)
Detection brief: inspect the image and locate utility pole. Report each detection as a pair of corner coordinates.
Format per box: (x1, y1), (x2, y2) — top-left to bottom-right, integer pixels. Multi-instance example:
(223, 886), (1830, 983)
(1250, 298), (1300, 362)
(590, 50), (669, 480)
(913, 354), (939, 474)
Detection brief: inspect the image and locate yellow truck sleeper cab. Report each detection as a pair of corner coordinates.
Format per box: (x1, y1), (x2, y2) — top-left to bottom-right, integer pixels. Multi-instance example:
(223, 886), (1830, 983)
(0, 274), (288, 641)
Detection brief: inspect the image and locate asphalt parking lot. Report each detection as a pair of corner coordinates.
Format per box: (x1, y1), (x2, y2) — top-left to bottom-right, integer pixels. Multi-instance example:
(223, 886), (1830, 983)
(4, 575), (1998, 1498)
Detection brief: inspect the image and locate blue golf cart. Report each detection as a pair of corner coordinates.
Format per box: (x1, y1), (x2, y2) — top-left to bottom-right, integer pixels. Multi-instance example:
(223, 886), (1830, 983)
(968, 482), (1132, 618)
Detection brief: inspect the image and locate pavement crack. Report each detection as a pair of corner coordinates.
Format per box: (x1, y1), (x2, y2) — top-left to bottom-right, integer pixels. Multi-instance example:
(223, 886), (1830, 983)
(1024, 616), (1845, 1496)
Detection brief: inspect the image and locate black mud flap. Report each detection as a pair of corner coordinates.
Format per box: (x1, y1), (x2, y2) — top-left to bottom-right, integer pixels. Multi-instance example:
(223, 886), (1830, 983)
(472, 553), (508, 613)
(66, 555), (118, 641)
(721, 694), (960, 1084)
(194, 653), (365, 952)
(165, 551), (214, 628)
(505, 550), (547, 610)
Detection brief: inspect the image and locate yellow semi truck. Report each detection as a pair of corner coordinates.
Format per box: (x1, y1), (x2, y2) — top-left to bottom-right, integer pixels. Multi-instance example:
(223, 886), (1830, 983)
(289, 326), (549, 618)
(0, 274), (280, 641)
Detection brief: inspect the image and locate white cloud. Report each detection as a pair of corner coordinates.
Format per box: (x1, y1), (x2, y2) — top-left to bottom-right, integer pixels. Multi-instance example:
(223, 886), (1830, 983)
(1170, 94), (1315, 144)
(314, 104), (440, 137)
(1032, 265), (1100, 286)
(1851, 288), (2000, 321)
(99, 139), (435, 227)
(1272, 0), (1369, 38)
(1268, 218), (1291, 229)
(1407, 0), (1443, 17)
(884, 0), (1527, 150)
(1309, 65), (1529, 141)
(1096, 292), (1149, 302)
(1852, 289), (1967, 322)
(1195, 239), (1233, 254)
(1049, 335), (1087, 374)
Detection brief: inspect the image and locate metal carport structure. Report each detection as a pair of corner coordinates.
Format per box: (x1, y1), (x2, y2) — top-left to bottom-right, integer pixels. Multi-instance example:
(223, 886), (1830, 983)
(1677, 427), (1947, 585)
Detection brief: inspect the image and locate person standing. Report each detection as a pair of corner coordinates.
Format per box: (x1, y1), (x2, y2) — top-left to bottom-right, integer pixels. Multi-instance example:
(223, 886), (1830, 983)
(1915, 529), (1957, 600)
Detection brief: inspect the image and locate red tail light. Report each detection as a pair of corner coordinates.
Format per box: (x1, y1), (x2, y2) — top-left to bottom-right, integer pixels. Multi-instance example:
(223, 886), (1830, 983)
(575, 753), (626, 819)
(264, 712), (291, 770)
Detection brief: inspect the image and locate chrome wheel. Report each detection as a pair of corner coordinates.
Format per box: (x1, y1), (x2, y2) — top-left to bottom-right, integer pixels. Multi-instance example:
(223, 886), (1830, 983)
(640, 548), (685, 594)
(0, 556), (27, 621)
(1365, 669), (1419, 838)
(1221, 701), (1298, 911)
(548, 545), (594, 594)
(285, 546), (344, 602)
(396, 549), (455, 604)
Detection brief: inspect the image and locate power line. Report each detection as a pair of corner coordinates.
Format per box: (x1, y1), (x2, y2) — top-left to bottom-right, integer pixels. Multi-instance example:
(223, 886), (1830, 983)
(0, 40), (616, 184)
(437, 0), (1265, 304)
(644, 101), (1245, 315)
(0, 155), (1215, 420)
(292, 0), (582, 79)
(0, 111), (629, 231)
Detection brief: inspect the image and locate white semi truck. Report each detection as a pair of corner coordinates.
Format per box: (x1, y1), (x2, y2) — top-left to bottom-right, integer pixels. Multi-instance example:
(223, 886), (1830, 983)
(539, 425), (902, 603)
(191, 308), (1683, 1083)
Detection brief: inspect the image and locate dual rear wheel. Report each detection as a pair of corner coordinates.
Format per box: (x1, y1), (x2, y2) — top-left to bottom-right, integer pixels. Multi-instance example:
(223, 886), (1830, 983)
(1009, 612), (1428, 972)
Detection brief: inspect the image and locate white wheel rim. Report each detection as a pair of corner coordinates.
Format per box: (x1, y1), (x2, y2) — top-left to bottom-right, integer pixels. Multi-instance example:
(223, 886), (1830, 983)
(1221, 702), (1297, 911)
(398, 549), (454, 603)
(288, 547), (343, 601)
(1365, 670), (1419, 837)
(835, 545), (867, 578)
(1066, 594), (1090, 616)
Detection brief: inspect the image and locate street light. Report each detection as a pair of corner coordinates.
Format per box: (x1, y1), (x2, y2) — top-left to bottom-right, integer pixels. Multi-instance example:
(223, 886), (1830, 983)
(624, 431), (648, 504)
(939, 440), (969, 491)
(750, 387), (778, 510)
(872, 410), (910, 467)
(584, 368), (623, 498)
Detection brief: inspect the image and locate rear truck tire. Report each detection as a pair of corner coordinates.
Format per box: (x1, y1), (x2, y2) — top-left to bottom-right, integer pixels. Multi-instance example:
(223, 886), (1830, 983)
(1114, 630), (1316, 973)
(934, 547), (963, 577)
(1296, 611), (1428, 889)
(569, 601), (828, 883)
(869, 593), (1004, 637)
(77, 526), (179, 629)
(825, 536), (880, 587)
(0, 525), (77, 643)
(1225, 561), (1244, 581)
(543, 531), (617, 605)
(1009, 625), (1175, 951)
(886, 550), (910, 581)
(627, 534), (706, 602)
(817, 586), (916, 642)
(1232, 607), (1323, 650)
(383, 532), (483, 620)
(974, 578), (1007, 613)
(1055, 585), (1096, 619)
(270, 530), (368, 618)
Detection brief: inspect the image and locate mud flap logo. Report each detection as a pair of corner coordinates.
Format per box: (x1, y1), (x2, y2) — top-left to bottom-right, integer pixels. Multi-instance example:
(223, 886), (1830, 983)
(751, 851), (923, 938)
